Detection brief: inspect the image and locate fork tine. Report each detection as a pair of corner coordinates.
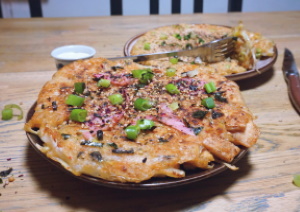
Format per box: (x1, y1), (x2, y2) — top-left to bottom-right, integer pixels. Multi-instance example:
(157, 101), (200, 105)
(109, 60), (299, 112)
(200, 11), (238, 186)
(213, 37), (234, 46)
(214, 38), (235, 48)
(216, 43), (235, 54)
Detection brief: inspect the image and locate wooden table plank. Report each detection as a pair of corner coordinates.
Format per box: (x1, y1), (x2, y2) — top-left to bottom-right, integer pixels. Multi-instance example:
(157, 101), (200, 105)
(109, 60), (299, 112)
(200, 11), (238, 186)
(1, 11), (300, 212)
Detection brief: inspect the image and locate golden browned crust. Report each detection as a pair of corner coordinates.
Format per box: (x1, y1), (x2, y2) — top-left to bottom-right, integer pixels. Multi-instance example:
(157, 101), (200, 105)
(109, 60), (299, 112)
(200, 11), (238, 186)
(25, 58), (259, 183)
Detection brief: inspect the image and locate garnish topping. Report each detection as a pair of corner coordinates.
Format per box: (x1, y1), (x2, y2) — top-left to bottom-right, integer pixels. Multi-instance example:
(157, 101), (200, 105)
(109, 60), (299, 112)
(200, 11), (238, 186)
(74, 82), (86, 94)
(134, 98), (153, 111)
(65, 94), (85, 107)
(132, 68), (154, 84)
(165, 83), (180, 94)
(144, 43), (151, 50)
(201, 97), (215, 109)
(136, 119), (155, 130)
(70, 109), (87, 122)
(125, 125), (140, 140)
(166, 68), (176, 77)
(169, 58), (178, 64)
(1, 104), (23, 121)
(97, 79), (111, 88)
(204, 81), (217, 93)
(293, 174), (300, 187)
(108, 93), (124, 105)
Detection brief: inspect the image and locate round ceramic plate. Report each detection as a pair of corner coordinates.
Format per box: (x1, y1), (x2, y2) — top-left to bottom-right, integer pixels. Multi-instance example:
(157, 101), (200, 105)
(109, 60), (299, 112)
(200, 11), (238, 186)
(123, 27), (278, 81)
(26, 103), (248, 190)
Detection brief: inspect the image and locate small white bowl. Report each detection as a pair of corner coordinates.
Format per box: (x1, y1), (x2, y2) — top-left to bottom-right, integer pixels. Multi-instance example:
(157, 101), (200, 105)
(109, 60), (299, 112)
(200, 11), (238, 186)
(51, 45), (96, 69)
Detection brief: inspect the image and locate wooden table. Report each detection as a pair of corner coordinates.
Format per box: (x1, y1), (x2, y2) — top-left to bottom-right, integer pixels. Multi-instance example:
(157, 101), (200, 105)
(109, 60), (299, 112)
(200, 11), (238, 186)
(1, 11), (300, 212)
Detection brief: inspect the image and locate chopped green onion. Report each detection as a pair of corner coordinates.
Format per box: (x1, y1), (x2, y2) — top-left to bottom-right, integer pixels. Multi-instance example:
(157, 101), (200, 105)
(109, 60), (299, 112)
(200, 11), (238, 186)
(255, 48), (262, 58)
(1, 104), (23, 121)
(74, 82), (85, 94)
(144, 43), (151, 50)
(132, 69), (149, 79)
(204, 81), (217, 93)
(165, 83), (180, 94)
(108, 94), (124, 105)
(201, 97), (215, 109)
(70, 109), (87, 122)
(160, 34), (168, 40)
(1, 108), (13, 120)
(134, 98), (153, 111)
(65, 94), (85, 107)
(173, 33), (182, 40)
(136, 119), (155, 130)
(185, 43), (193, 49)
(168, 102), (179, 110)
(169, 58), (178, 64)
(198, 38), (205, 44)
(97, 79), (110, 88)
(293, 175), (300, 187)
(125, 125), (140, 140)
(132, 69), (153, 84)
(166, 68), (176, 77)
(140, 72), (154, 84)
(184, 33), (191, 40)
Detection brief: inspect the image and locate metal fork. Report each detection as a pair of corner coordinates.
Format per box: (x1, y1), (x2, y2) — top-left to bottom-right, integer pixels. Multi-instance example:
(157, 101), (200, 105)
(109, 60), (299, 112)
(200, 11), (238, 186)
(108, 37), (236, 63)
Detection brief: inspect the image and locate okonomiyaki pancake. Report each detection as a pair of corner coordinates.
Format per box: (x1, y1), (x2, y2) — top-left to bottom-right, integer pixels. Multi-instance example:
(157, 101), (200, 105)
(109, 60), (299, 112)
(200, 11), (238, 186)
(25, 58), (259, 183)
(129, 23), (275, 76)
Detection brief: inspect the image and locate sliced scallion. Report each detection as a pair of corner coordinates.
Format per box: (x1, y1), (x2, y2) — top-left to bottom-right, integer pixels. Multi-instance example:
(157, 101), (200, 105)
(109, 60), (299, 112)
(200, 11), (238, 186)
(134, 98), (153, 111)
(144, 43), (151, 50)
(125, 125), (140, 140)
(132, 69), (154, 84)
(74, 82), (85, 94)
(198, 38), (205, 44)
(1, 108), (13, 120)
(70, 109), (87, 122)
(97, 79), (110, 88)
(293, 174), (300, 187)
(136, 119), (155, 130)
(173, 33), (182, 40)
(166, 68), (176, 77)
(65, 94), (85, 107)
(204, 81), (217, 93)
(165, 83), (180, 94)
(201, 97), (215, 109)
(108, 93), (124, 105)
(160, 34), (168, 40)
(169, 58), (178, 64)
(1, 104), (23, 121)
(168, 102), (179, 110)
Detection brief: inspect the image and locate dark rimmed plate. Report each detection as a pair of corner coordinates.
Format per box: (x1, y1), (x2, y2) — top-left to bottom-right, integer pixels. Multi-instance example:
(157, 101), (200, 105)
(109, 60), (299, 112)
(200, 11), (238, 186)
(123, 26), (278, 81)
(26, 103), (248, 190)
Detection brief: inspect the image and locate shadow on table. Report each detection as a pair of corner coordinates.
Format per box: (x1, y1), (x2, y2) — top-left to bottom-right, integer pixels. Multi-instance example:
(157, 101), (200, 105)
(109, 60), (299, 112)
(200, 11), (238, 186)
(237, 67), (275, 91)
(25, 143), (252, 212)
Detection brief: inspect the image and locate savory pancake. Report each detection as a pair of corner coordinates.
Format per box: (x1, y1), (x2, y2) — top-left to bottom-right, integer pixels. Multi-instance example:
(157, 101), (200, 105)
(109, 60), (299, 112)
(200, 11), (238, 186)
(130, 23), (275, 76)
(25, 58), (259, 183)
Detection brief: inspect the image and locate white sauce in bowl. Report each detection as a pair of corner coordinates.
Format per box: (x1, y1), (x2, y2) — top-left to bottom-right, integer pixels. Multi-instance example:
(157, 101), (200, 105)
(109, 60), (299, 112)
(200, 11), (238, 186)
(57, 52), (90, 60)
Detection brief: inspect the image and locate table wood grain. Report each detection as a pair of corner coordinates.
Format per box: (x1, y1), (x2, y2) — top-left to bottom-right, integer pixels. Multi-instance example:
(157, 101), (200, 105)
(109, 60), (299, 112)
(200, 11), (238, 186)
(1, 11), (300, 212)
